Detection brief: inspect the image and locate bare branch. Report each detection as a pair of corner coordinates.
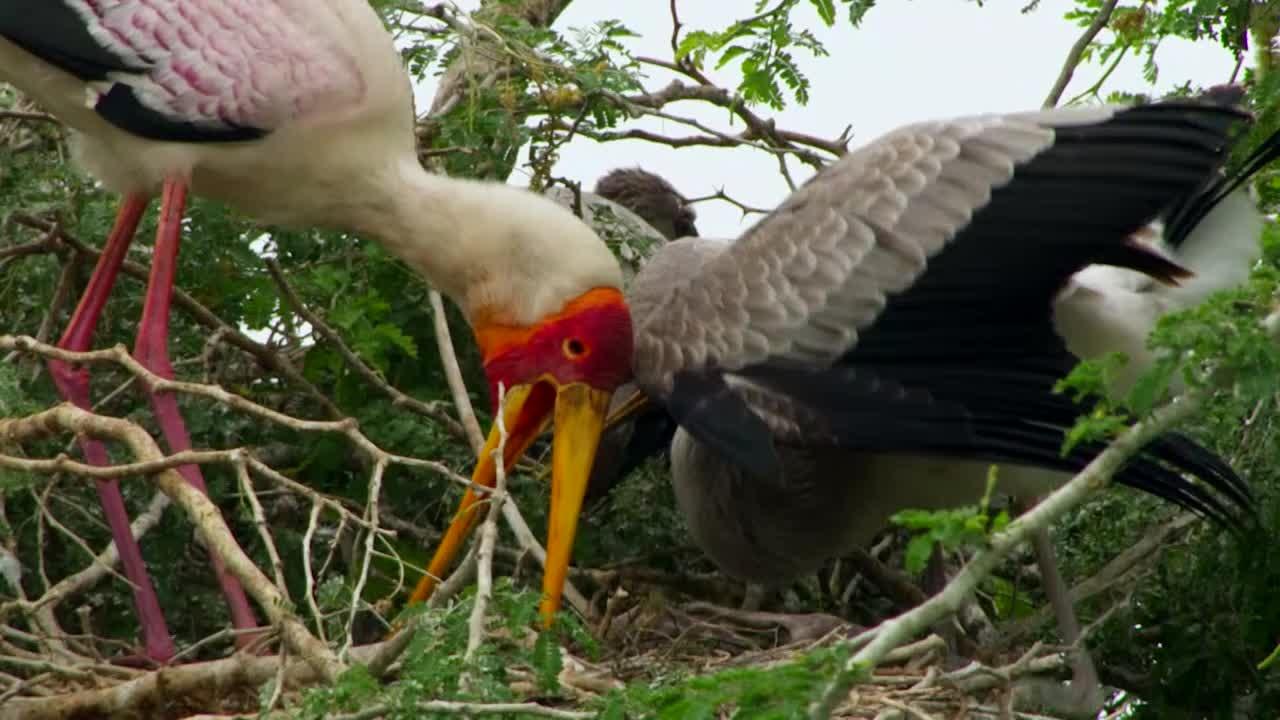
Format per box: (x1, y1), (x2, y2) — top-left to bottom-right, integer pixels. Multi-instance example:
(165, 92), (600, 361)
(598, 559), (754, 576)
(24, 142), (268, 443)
(668, 0), (683, 57)
(624, 75), (849, 157)
(342, 459), (389, 660)
(0, 232), (59, 263)
(499, 502), (592, 618)
(0, 110), (57, 124)
(0, 640), (396, 720)
(1042, 0), (1120, 108)
(685, 188), (771, 218)
(302, 501), (329, 644)
(810, 389), (1206, 717)
(0, 335), (476, 493)
(429, 290), (485, 454)
(998, 512), (1197, 648)
(463, 384), (509, 671)
(235, 462), (289, 594)
(628, 53), (846, 167)
(0, 405), (344, 682)
(31, 240), (77, 356)
(9, 213), (344, 420)
(331, 700), (592, 720)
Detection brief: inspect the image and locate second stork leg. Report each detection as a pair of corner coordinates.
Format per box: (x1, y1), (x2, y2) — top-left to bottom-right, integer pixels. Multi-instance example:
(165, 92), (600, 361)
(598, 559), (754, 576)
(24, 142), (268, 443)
(46, 194), (177, 665)
(1029, 526), (1104, 713)
(131, 178), (262, 647)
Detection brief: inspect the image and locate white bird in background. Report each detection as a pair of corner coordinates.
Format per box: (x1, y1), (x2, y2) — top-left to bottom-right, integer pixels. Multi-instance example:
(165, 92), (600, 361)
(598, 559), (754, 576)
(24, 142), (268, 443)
(0, 1), (635, 663)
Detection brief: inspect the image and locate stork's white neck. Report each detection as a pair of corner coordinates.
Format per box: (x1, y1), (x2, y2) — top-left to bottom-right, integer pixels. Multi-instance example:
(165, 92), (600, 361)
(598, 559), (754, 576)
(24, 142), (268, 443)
(349, 156), (622, 329)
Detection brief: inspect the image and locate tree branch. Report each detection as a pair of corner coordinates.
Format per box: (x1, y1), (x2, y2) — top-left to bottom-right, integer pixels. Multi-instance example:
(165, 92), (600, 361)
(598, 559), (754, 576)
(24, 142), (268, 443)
(428, 290), (485, 454)
(0, 405), (344, 683)
(265, 259), (466, 439)
(810, 390), (1206, 717)
(1042, 0), (1120, 108)
(9, 213), (345, 420)
(464, 385), (510, 674)
(0, 640), (397, 720)
(0, 335), (477, 493)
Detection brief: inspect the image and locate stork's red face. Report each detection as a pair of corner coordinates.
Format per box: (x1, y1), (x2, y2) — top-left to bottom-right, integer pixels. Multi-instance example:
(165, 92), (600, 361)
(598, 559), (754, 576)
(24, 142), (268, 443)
(410, 288), (632, 625)
(475, 287), (634, 413)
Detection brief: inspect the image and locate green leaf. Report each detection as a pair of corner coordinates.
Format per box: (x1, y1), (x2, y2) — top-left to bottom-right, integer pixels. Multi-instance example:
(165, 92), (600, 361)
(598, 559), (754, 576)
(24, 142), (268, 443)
(985, 575), (1036, 620)
(533, 630), (564, 693)
(846, 0), (877, 26)
(715, 44), (752, 68)
(904, 535), (936, 575)
(1126, 354), (1178, 415)
(1259, 640), (1280, 671)
(809, 0), (837, 25)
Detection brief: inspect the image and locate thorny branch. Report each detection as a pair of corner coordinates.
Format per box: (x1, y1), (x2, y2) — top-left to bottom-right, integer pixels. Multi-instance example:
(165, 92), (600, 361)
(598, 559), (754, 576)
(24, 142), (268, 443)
(685, 188), (772, 218)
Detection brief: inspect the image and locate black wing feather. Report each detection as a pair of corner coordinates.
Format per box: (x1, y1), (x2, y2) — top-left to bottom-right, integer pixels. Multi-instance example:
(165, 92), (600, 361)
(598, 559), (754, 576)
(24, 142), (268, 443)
(585, 400), (679, 502)
(665, 372), (782, 479)
(0, 2), (140, 81)
(94, 85), (267, 144)
(1164, 124), (1280, 248)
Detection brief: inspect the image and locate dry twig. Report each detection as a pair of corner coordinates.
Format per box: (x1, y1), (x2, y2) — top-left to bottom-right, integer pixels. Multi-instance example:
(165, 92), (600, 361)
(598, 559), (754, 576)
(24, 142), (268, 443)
(463, 384), (510, 671)
(428, 289), (486, 453)
(1042, 0), (1121, 108)
(0, 404), (345, 682)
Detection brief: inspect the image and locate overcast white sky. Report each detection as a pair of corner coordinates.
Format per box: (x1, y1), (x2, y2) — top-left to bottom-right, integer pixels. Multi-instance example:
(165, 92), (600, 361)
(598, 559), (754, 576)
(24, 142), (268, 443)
(418, 1), (1246, 239)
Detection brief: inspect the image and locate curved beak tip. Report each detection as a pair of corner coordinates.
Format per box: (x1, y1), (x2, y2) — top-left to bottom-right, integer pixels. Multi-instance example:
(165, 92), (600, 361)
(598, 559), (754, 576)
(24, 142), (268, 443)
(411, 378), (613, 628)
(540, 383), (612, 625)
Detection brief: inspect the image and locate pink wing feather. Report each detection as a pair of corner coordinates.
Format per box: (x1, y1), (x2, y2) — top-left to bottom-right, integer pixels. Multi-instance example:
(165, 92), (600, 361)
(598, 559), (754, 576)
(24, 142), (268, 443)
(66, 0), (366, 132)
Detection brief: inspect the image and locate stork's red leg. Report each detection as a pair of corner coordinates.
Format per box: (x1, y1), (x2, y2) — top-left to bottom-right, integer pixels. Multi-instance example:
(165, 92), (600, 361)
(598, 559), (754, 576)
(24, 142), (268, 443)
(46, 194), (178, 664)
(132, 178), (262, 647)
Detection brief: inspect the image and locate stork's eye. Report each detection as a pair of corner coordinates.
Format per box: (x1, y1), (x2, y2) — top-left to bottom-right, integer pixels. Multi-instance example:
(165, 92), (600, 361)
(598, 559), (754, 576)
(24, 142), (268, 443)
(563, 338), (587, 359)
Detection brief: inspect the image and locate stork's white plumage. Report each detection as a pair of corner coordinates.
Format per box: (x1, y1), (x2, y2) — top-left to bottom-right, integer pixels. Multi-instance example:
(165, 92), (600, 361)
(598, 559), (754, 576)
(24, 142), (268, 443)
(0, 2), (620, 318)
(2, 1), (632, 660)
(1054, 188), (1265, 392)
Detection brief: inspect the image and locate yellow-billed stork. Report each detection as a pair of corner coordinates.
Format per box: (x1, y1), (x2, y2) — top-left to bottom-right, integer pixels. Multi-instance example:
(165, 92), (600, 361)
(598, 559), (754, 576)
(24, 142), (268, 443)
(1, 1), (630, 661)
